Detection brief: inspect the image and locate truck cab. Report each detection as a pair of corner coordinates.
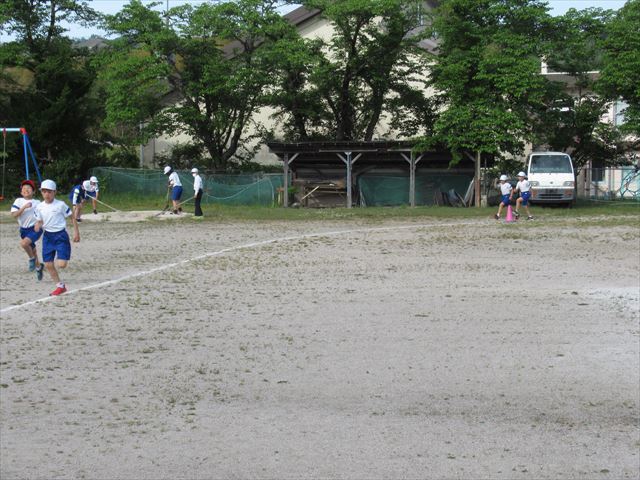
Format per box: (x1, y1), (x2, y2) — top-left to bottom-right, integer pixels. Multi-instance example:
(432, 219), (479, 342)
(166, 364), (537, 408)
(527, 152), (575, 205)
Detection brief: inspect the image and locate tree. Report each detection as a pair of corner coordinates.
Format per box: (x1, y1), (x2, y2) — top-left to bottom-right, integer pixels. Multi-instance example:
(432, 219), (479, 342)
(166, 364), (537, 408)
(100, 0), (294, 171)
(0, 0), (104, 188)
(269, 0), (433, 141)
(537, 7), (627, 172)
(597, 0), (640, 136)
(425, 0), (553, 162)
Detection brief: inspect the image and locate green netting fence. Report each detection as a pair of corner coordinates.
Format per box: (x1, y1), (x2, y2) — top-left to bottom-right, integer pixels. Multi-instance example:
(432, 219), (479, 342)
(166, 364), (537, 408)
(90, 167), (284, 206)
(358, 172), (474, 206)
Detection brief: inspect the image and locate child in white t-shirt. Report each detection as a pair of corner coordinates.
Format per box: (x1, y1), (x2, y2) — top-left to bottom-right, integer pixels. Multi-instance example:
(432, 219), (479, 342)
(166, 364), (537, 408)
(164, 166), (183, 214)
(513, 171), (533, 220)
(34, 179), (80, 296)
(494, 174), (512, 220)
(10, 179), (44, 280)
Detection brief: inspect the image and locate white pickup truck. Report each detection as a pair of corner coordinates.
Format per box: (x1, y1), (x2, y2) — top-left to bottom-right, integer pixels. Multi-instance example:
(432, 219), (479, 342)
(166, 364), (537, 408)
(526, 152), (575, 205)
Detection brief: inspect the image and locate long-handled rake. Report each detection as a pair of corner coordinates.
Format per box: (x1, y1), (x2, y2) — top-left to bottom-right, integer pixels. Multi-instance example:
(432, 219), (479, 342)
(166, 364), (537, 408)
(91, 196), (120, 212)
(155, 186), (172, 217)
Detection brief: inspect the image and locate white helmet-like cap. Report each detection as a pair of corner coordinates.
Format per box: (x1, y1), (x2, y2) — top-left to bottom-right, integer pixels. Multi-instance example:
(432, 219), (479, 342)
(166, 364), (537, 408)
(163, 166), (172, 175)
(499, 174), (508, 181)
(517, 171), (526, 177)
(40, 179), (57, 191)
(191, 167), (199, 174)
(90, 176), (98, 183)
(83, 180), (91, 190)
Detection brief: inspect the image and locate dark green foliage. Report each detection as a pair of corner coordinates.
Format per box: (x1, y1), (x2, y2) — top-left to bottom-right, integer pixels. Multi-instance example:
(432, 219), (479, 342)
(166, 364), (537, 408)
(0, 1), (104, 189)
(99, 0), (294, 171)
(425, 0), (553, 163)
(597, 0), (640, 136)
(270, 0), (433, 141)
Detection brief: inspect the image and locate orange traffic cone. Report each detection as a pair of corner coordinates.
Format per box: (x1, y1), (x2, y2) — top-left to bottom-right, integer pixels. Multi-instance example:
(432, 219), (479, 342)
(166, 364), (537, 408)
(505, 204), (515, 223)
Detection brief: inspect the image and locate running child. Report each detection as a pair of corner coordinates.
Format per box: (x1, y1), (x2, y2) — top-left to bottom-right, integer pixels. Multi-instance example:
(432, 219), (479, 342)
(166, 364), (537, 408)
(494, 174), (512, 220)
(85, 176), (100, 214)
(164, 166), (183, 214)
(34, 179), (80, 296)
(68, 180), (87, 222)
(10, 179), (44, 280)
(512, 171), (534, 220)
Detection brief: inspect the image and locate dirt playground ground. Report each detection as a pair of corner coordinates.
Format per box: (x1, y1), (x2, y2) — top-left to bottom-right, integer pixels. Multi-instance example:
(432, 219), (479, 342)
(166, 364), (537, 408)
(0, 213), (638, 479)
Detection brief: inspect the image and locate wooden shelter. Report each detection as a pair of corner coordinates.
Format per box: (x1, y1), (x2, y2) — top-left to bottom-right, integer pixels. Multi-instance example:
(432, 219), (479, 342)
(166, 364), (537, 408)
(267, 141), (477, 208)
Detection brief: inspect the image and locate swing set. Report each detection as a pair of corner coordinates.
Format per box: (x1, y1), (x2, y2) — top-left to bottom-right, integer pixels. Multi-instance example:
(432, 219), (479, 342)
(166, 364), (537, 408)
(1, 127), (42, 201)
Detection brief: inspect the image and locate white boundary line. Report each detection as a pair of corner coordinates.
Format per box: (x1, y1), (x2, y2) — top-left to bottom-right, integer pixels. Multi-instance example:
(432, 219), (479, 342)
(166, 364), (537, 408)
(1, 220), (482, 315)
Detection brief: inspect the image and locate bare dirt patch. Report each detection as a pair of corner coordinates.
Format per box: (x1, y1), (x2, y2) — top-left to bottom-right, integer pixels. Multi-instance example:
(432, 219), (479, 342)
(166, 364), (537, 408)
(1, 216), (638, 479)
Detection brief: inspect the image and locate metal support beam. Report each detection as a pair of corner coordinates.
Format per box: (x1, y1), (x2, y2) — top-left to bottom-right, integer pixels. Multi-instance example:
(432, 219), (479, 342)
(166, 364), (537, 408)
(283, 153), (289, 207)
(282, 153), (299, 208)
(337, 152), (362, 208)
(402, 153), (424, 207)
(475, 151), (481, 208)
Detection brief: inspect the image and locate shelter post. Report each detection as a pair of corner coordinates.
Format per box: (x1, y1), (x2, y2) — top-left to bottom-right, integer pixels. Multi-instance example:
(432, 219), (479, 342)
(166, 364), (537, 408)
(475, 150), (481, 208)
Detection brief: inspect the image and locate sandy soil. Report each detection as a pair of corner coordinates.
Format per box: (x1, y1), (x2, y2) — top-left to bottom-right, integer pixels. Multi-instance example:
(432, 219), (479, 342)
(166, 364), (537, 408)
(0, 214), (638, 479)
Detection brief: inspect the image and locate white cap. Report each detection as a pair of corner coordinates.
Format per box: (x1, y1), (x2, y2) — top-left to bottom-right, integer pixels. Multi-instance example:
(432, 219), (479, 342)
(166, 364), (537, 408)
(163, 166), (172, 175)
(517, 171), (526, 177)
(90, 176), (98, 183)
(40, 179), (57, 191)
(499, 174), (508, 181)
(83, 180), (91, 190)
(191, 168), (198, 174)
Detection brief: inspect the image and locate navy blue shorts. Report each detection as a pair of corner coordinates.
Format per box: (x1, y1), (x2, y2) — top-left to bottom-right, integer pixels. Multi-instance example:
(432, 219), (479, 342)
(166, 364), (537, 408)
(86, 191), (97, 199)
(501, 194), (511, 206)
(171, 186), (183, 201)
(42, 230), (71, 262)
(520, 191), (531, 206)
(19, 226), (43, 249)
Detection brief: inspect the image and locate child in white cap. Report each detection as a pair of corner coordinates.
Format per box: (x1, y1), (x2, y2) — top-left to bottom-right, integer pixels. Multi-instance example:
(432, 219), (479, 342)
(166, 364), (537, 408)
(512, 171), (533, 220)
(191, 167), (203, 217)
(10, 179), (44, 280)
(494, 174), (512, 220)
(68, 180), (87, 222)
(163, 166), (183, 214)
(34, 179), (80, 296)
(85, 176), (100, 214)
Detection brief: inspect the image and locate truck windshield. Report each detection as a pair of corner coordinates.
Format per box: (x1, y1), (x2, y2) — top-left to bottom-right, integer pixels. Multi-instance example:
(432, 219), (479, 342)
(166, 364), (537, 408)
(530, 155), (573, 174)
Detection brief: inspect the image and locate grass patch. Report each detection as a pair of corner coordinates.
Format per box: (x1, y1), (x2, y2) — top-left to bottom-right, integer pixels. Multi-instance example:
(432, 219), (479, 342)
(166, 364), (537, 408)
(101, 193), (639, 222)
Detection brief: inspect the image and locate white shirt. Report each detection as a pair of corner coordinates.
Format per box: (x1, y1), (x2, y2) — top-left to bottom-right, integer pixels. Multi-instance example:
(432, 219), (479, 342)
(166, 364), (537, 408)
(500, 182), (513, 195)
(34, 199), (72, 232)
(11, 197), (41, 228)
(169, 172), (182, 187)
(193, 174), (203, 193)
(84, 181), (99, 194)
(516, 179), (531, 193)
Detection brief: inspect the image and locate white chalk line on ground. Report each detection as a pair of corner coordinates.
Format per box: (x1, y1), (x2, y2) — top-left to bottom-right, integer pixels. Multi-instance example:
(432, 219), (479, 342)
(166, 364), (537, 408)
(0, 220), (483, 315)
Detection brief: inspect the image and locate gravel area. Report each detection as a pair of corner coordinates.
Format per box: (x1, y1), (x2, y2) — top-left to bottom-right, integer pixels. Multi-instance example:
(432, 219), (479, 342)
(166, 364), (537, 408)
(1, 214), (638, 479)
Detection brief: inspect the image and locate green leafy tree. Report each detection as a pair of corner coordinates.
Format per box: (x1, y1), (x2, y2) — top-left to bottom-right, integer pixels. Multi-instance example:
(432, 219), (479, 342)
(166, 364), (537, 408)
(538, 8), (628, 172)
(100, 0), (294, 171)
(425, 0), (553, 162)
(0, 0), (103, 189)
(597, 0), (640, 136)
(270, 0), (433, 141)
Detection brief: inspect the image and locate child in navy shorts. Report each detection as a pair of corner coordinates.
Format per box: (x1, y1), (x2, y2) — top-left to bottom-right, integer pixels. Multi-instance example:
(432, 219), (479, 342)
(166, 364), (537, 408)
(68, 181), (87, 222)
(34, 179), (81, 296)
(10, 179), (44, 280)
(494, 174), (513, 220)
(513, 171), (534, 220)
(164, 166), (183, 214)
